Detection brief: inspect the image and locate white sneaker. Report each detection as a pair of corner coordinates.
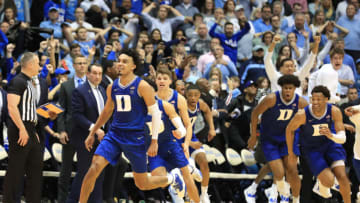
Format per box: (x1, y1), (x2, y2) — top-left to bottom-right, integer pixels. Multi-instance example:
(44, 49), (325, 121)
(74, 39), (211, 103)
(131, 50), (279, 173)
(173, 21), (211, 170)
(200, 193), (210, 203)
(356, 191), (360, 203)
(312, 179), (332, 199)
(265, 185), (278, 203)
(243, 185), (256, 203)
(169, 185), (185, 203)
(331, 178), (340, 192)
(170, 168), (186, 198)
(188, 164), (203, 182)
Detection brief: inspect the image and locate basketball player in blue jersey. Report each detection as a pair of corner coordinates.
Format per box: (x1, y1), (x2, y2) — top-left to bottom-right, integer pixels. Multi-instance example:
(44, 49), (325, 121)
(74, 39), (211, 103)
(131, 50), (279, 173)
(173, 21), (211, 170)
(145, 99), (200, 203)
(78, 49), (182, 203)
(156, 68), (193, 160)
(184, 84), (216, 203)
(155, 68), (203, 201)
(248, 75), (308, 203)
(286, 86), (350, 203)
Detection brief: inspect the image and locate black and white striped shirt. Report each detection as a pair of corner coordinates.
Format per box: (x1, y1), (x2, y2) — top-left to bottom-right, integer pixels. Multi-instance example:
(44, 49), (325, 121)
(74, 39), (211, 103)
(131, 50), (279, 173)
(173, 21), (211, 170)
(7, 72), (37, 123)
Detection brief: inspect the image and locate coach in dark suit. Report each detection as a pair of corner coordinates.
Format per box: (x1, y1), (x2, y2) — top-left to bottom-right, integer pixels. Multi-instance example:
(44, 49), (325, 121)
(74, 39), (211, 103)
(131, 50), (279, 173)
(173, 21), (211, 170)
(34, 76), (49, 142)
(57, 55), (88, 203)
(67, 64), (106, 203)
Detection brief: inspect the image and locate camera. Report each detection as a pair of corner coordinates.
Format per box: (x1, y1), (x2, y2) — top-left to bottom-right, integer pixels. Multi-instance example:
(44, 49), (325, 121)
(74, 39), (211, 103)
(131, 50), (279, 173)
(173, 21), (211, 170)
(160, 57), (173, 64)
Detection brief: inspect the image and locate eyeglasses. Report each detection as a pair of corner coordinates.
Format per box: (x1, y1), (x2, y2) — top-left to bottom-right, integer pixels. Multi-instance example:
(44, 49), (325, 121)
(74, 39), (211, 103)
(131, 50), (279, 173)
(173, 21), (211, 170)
(75, 62), (87, 65)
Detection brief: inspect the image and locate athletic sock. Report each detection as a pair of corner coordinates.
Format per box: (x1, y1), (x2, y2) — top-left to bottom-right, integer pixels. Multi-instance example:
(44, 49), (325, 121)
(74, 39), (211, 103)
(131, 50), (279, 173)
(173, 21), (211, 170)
(167, 173), (174, 184)
(201, 186), (208, 195)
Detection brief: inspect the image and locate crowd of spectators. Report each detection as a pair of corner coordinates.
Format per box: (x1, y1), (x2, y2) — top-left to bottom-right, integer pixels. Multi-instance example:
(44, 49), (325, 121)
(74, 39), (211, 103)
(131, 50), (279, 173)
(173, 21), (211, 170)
(0, 0), (359, 202)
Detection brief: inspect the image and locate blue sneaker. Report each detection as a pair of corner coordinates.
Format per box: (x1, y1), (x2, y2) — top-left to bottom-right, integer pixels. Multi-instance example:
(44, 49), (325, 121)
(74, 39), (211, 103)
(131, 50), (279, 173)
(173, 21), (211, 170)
(170, 169), (185, 198)
(280, 194), (290, 203)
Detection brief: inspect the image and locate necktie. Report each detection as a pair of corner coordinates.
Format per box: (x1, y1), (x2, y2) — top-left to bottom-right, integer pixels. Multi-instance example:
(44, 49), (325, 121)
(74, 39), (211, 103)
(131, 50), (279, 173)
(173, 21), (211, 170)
(95, 87), (104, 112)
(77, 78), (83, 87)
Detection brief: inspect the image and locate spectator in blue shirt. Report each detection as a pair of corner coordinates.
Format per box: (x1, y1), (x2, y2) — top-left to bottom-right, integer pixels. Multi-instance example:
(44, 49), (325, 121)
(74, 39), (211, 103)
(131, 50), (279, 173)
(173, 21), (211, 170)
(209, 20), (250, 65)
(252, 4), (272, 33)
(44, 0), (66, 22)
(64, 0), (78, 22)
(337, 3), (360, 61)
(39, 7), (63, 39)
(112, 0), (142, 15)
(240, 45), (267, 85)
(204, 45), (238, 83)
(355, 58), (360, 93)
(63, 25), (108, 57)
(285, 13), (312, 48)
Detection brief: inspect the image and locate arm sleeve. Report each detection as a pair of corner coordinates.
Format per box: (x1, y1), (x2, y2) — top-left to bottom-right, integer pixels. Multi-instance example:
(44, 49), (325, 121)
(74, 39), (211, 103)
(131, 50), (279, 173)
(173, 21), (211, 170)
(234, 22), (251, 41)
(298, 37), (310, 65)
(329, 131), (346, 144)
(0, 30), (8, 51)
(209, 23), (222, 39)
(40, 59), (50, 79)
(264, 51), (280, 85)
(203, 63), (212, 79)
(5, 57), (13, 77)
(141, 13), (155, 29)
(297, 52), (317, 81)
(227, 61), (238, 76)
(318, 40), (333, 62)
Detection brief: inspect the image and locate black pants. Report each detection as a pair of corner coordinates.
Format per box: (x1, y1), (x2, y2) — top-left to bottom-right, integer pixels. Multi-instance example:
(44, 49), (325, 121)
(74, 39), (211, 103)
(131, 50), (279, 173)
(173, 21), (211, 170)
(103, 157), (129, 201)
(300, 148), (316, 203)
(3, 122), (43, 203)
(58, 142), (75, 203)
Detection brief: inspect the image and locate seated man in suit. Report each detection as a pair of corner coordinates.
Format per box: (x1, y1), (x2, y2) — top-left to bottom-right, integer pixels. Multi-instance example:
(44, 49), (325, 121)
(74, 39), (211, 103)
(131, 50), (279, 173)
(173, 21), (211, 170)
(67, 64), (107, 203)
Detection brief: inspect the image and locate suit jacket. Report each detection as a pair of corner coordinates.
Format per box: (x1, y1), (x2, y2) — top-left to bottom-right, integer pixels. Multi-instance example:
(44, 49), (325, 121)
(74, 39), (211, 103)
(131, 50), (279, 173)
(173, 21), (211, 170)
(71, 81), (107, 147)
(99, 74), (112, 90)
(57, 78), (76, 134)
(36, 77), (49, 142)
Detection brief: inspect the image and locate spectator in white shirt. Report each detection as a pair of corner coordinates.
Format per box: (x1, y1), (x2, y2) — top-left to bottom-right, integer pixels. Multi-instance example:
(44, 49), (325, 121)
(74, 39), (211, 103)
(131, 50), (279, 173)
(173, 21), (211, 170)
(80, 0), (110, 13)
(70, 7), (95, 40)
(338, 64), (355, 97)
(308, 48), (345, 103)
(265, 34), (319, 94)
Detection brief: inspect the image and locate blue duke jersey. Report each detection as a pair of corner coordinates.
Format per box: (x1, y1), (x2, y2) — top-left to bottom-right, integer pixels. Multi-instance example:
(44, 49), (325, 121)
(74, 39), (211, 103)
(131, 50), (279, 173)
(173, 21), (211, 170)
(300, 104), (337, 149)
(188, 102), (201, 132)
(299, 103), (346, 176)
(157, 89), (179, 114)
(145, 99), (174, 143)
(260, 91), (300, 143)
(178, 102), (201, 144)
(110, 76), (147, 131)
(145, 99), (189, 171)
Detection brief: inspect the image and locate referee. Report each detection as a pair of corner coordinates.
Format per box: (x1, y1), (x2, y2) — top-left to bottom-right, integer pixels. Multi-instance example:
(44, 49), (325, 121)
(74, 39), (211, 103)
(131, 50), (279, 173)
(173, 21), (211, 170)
(3, 52), (43, 203)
